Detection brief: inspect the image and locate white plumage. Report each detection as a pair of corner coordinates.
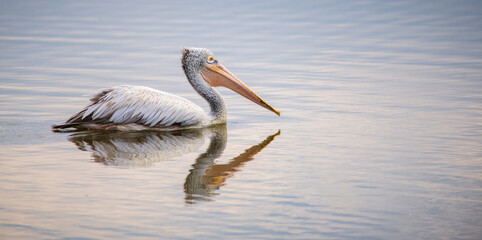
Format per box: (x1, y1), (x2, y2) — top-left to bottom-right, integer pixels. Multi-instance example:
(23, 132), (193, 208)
(89, 86), (204, 126)
(59, 85), (207, 131)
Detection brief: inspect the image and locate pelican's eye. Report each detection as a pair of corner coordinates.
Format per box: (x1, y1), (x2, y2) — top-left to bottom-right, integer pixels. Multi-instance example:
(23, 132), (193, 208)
(207, 56), (217, 64)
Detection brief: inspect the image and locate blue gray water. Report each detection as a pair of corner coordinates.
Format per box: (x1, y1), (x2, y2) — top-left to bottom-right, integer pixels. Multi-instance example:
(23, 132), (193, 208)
(1, 0), (481, 239)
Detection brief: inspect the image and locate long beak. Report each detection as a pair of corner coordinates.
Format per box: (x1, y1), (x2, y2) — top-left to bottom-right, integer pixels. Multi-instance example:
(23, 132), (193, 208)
(201, 63), (280, 116)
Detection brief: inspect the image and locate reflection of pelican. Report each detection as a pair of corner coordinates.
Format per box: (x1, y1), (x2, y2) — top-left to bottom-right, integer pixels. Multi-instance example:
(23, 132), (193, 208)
(53, 47), (279, 131)
(184, 130), (280, 204)
(67, 125), (280, 203)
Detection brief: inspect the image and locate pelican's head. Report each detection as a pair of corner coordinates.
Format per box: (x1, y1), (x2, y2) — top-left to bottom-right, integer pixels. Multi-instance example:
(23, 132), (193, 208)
(181, 47), (280, 116)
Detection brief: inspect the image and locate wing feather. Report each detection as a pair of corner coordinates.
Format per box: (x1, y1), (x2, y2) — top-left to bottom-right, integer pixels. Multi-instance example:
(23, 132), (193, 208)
(61, 85), (206, 129)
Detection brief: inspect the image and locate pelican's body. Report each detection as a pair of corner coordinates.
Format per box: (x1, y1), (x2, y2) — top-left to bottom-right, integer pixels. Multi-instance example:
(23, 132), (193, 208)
(53, 47), (279, 131)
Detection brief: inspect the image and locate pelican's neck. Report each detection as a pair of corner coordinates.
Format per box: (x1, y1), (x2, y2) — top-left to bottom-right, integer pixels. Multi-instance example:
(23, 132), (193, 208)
(186, 71), (227, 124)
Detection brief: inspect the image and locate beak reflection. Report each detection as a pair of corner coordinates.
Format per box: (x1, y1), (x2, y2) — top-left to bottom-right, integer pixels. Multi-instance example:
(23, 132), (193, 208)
(184, 128), (280, 204)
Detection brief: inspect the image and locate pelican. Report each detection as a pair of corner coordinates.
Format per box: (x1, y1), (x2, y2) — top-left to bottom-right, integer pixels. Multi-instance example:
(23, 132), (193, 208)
(52, 47), (279, 131)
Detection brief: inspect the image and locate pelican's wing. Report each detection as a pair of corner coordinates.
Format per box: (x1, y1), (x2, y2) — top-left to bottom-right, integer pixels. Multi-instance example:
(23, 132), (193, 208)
(54, 85), (206, 130)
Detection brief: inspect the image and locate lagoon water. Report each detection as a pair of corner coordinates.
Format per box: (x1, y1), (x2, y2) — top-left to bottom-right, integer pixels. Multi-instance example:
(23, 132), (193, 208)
(1, 1), (481, 239)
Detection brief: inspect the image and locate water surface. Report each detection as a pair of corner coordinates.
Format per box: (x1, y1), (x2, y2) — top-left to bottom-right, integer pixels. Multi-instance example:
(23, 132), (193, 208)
(1, 1), (481, 239)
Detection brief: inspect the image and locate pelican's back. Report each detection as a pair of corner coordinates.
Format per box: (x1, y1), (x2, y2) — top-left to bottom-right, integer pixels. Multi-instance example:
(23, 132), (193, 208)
(53, 85), (206, 131)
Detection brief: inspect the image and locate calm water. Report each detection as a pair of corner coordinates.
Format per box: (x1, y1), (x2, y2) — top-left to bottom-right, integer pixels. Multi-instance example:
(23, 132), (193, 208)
(1, 0), (481, 239)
